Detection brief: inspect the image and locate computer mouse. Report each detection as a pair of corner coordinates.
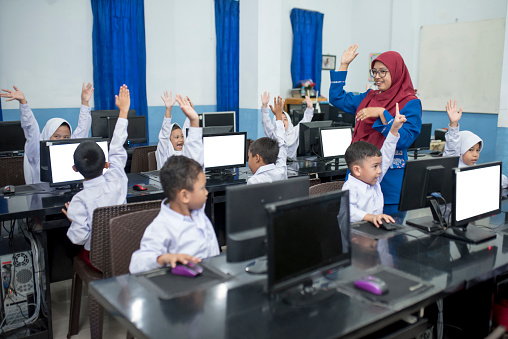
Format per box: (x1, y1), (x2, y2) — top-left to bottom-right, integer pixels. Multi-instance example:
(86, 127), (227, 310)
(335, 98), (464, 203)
(132, 184), (148, 191)
(171, 262), (203, 278)
(1, 185), (15, 195)
(354, 275), (388, 295)
(377, 220), (397, 231)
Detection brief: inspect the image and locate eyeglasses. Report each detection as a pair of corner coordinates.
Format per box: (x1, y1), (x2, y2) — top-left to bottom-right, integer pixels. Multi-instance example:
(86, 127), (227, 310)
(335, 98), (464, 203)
(370, 69), (389, 78)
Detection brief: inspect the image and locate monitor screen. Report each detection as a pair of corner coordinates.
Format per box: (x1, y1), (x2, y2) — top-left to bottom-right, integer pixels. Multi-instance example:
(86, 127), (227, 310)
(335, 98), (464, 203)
(298, 120), (333, 156)
(319, 126), (352, 159)
(225, 176), (310, 263)
(203, 132), (246, 170)
(202, 125), (234, 135)
(91, 109), (136, 138)
(266, 191), (350, 295)
(107, 116), (147, 144)
(0, 121), (25, 154)
(202, 111), (236, 132)
(409, 123), (432, 150)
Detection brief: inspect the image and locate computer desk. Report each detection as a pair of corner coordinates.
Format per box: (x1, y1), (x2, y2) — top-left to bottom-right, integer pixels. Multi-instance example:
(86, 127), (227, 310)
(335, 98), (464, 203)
(89, 203), (508, 339)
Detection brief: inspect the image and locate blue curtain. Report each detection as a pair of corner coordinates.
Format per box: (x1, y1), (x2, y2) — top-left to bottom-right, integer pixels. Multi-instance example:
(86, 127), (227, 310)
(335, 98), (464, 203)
(215, 0), (239, 129)
(290, 9), (324, 94)
(91, 0), (148, 124)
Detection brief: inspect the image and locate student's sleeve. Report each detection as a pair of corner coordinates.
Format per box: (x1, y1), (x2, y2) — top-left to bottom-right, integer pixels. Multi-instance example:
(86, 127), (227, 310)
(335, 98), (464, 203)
(156, 117), (175, 170)
(261, 106), (275, 138)
(342, 185), (367, 223)
(19, 103), (41, 182)
(129, 222), (169, 274)
(329, 71), (369, 115)
(300, 107), (314, 123)
(274, 120), (287, 170)
(443, 124), (460, 157)
(373, 99), (422, 150)
(66, 197), (90, 247)
(182, 127), (204, 167)
(379, 132), (400, 183)
(182, 117), (191, 137)
(71, 105), (92, 139)
(502, 174), (508, 189)
(105, 117), (128, 178)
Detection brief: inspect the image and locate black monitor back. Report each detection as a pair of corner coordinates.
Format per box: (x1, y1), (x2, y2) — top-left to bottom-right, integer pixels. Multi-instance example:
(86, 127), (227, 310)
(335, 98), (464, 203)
(0, 121), (25, 154)
(225, 176), (310, 262)
(297, 120), (333, 156)
(107, 116), (147, 144)
(203, 125), (234, 135)
(202, 111), (236, 132)
(409, 123), (432, 150)
(91, 109), (136, 138)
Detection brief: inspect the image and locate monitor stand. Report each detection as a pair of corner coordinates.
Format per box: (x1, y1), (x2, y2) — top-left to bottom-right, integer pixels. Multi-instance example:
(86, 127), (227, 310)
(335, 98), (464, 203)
(245, 257), (267, 274)
(441, 225), (496, 244)
(405, 198), (446, 233)
(280, 280), (337, 307)
(411, 149), (426, 160)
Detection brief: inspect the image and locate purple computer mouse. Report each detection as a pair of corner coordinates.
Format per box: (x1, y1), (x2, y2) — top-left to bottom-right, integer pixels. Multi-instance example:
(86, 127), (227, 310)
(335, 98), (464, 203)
(354, 275), (388, 295)
(171, 262), (203, 278)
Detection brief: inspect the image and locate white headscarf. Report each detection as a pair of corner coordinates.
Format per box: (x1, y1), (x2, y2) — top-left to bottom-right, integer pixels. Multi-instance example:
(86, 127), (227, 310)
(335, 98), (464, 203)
(40, 118), (72, 140)
(273, 112), (298, 147)
(458, 130), (483, 168)
(169, 122), (184, 155)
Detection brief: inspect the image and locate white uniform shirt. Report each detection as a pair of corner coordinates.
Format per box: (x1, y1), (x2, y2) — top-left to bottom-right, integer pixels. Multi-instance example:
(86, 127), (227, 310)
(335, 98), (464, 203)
(342, 132), (399, 222)
(66, 118), (128, 250)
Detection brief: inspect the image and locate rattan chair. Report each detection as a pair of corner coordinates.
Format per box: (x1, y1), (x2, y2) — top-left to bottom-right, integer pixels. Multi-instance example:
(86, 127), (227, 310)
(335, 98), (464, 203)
(67, 199), (162, 339)
(309, 177), (321, 187)
(0, 156), (25, 187)
(130, 145), (157, 173)
(147, 151), (157, 171)
(309, 181), (345, 196)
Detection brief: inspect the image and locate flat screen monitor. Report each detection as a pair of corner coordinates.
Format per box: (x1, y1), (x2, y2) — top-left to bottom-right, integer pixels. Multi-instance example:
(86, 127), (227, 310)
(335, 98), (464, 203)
(0, 121), (25, 154)
(319, 126), (352, 160)
(409, 123), (432, 159)
(107, 116), (147, 145)
(202, 111), (236, 132)
(266, 190), (350, 306)
(40, 138), (109, 186)
(91, 109), (136, 138)
(225, 176), (309, 263)
(203, 132), (246, 171)
(202, 125), (234, 135)
(297, 120), (333, 156)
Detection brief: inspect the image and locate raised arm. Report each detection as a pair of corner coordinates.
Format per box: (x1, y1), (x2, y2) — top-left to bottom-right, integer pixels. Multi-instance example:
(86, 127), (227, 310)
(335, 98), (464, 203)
(260, 91), (276, 138)
(107, 85), (129, 174)
(72, 82), (93, 139)
(300, 95), (315, 123)
(443, 99), (462, 157)
(379, 104), (404, 182)
(175, 94), (204, 166)
(269, 96), (288, 170)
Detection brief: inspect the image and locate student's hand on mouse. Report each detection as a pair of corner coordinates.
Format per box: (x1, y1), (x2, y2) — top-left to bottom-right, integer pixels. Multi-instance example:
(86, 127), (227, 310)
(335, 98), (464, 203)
(390, 103), (406, 135)
(339, 44), (359, 71)
(369, 214), (395, 228)
(81, 82), (94, 107)
(304, 95), (313, 109)
(269, 96), (284, 120)
(157, 253), (202, 268)
(61, 202), (73, 222)
(446, 99), (462, 128)
(0, 86), (27, 104)
(261, 91), (270, 109)
(175, 94), (199, 127)
(115, 85), (130, 118)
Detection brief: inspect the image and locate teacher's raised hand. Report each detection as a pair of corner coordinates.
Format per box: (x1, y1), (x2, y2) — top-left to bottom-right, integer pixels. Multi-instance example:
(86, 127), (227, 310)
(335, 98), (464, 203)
(339, 44), (359, 71)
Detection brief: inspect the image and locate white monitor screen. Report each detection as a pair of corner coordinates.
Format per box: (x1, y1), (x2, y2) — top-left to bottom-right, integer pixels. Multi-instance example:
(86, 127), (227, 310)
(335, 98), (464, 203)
(203, 134), (245, 169)
(320, 128), (352, 158)
(455, 164), (500, 222)
(49, 141), (109, 184)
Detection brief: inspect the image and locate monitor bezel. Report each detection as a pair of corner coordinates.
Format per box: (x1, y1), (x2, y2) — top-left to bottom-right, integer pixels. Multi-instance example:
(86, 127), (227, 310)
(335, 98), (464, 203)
(318, 126), (353, 160)
(297, 120), (334, 156)
(0, 121), (26, 154)
(202, 111), (236, 132)
(203, 132), (247, 171)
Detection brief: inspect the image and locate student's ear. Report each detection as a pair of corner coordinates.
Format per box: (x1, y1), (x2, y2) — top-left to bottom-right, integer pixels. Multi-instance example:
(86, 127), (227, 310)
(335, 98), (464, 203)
(178, 189), (190, 204)
(104, 161), (110, 169)
(352, 164), (362, 177)
(253, 154), (261, 164)
(72, 165), (78, 173)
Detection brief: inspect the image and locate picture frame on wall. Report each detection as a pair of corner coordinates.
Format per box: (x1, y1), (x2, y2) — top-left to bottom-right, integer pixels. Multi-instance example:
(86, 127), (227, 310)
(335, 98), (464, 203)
(322, 55), (336, 70)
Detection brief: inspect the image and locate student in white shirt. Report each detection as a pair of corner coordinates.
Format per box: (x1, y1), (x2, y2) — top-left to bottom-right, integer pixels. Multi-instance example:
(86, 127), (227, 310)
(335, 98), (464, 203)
(130, 95), (219, 274)
(0, 84), (94, 184)
(261, 92), (314, 159)
(62, 85), (130, 270)
(342, 103), (406, 227)
(247, 96), (288, 185)
(155, 90), (191, 169)
(443, 99), (508, 187)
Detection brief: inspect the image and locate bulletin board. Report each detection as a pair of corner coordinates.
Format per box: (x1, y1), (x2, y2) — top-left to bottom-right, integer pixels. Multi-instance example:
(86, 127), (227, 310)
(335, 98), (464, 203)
(417, 18), (505, 113)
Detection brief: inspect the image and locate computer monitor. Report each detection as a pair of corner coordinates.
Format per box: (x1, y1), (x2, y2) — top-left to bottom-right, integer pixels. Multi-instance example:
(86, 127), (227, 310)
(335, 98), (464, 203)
(319, 126), (352, 160)
(91, 109), (136, 138)
(107, 116), (147, 145)
(225, 176), (309, 263)
(203, 132), (246, 171)
(202, 111), (236, 132)
(399, 156), (460, 232)
(266, 190), (350, 306)
(202, 125), (234, 135)
(0, 121), (25, 154)
(297, 120), (333, 156)
(40, 138), (109, 186)
(408, 123), (432, 159)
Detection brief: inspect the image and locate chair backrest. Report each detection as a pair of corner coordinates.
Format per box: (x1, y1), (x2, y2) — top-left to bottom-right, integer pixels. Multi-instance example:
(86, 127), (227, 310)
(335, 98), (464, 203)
(309, 177), (321, 187)
(0, 156), (25, 187)
(109, 208), (160, 276)
(309, 181), (345, 196)
(147, 151), (157, 171)
(130, 145), (157, 173)
(89, 199), (162, 278)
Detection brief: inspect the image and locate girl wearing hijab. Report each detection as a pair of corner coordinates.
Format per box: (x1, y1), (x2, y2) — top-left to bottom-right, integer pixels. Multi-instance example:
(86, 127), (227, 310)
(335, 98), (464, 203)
(260, 91), (314, 160)
(443, 99), (508, 187)
(0, 84), (94, 184)
(155, 90), (191, 170)
(329, 44), (422, 211)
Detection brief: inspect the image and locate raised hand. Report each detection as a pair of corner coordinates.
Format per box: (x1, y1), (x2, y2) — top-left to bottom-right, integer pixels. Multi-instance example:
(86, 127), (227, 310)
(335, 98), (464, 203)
(445, 99), (462, 128)
(261, 91), (270, 108)
(161, 90), (176, 108)
(339, 44), (359, 71)
(304, 95), (313, 109)
(390, 103), (406, 136)
(81, 82), (94, 106)
(115, 85), (130, 118)
(0, 86), (27, 104)
(186, 96), (195, 109)
(175, 94), (199, 127)
(269, 96), (284, 121)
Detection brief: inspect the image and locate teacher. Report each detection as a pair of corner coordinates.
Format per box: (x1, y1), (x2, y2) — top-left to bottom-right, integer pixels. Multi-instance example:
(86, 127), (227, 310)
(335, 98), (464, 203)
(329, 44), (422, 213)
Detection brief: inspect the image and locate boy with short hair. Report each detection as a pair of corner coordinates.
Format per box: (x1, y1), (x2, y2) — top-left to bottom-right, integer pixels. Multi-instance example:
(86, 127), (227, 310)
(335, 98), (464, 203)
(343, 103), (406, 227)
(129, 95), (219, 274)
(248, 96), (288, 185)
(63, 85), (130, 267)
